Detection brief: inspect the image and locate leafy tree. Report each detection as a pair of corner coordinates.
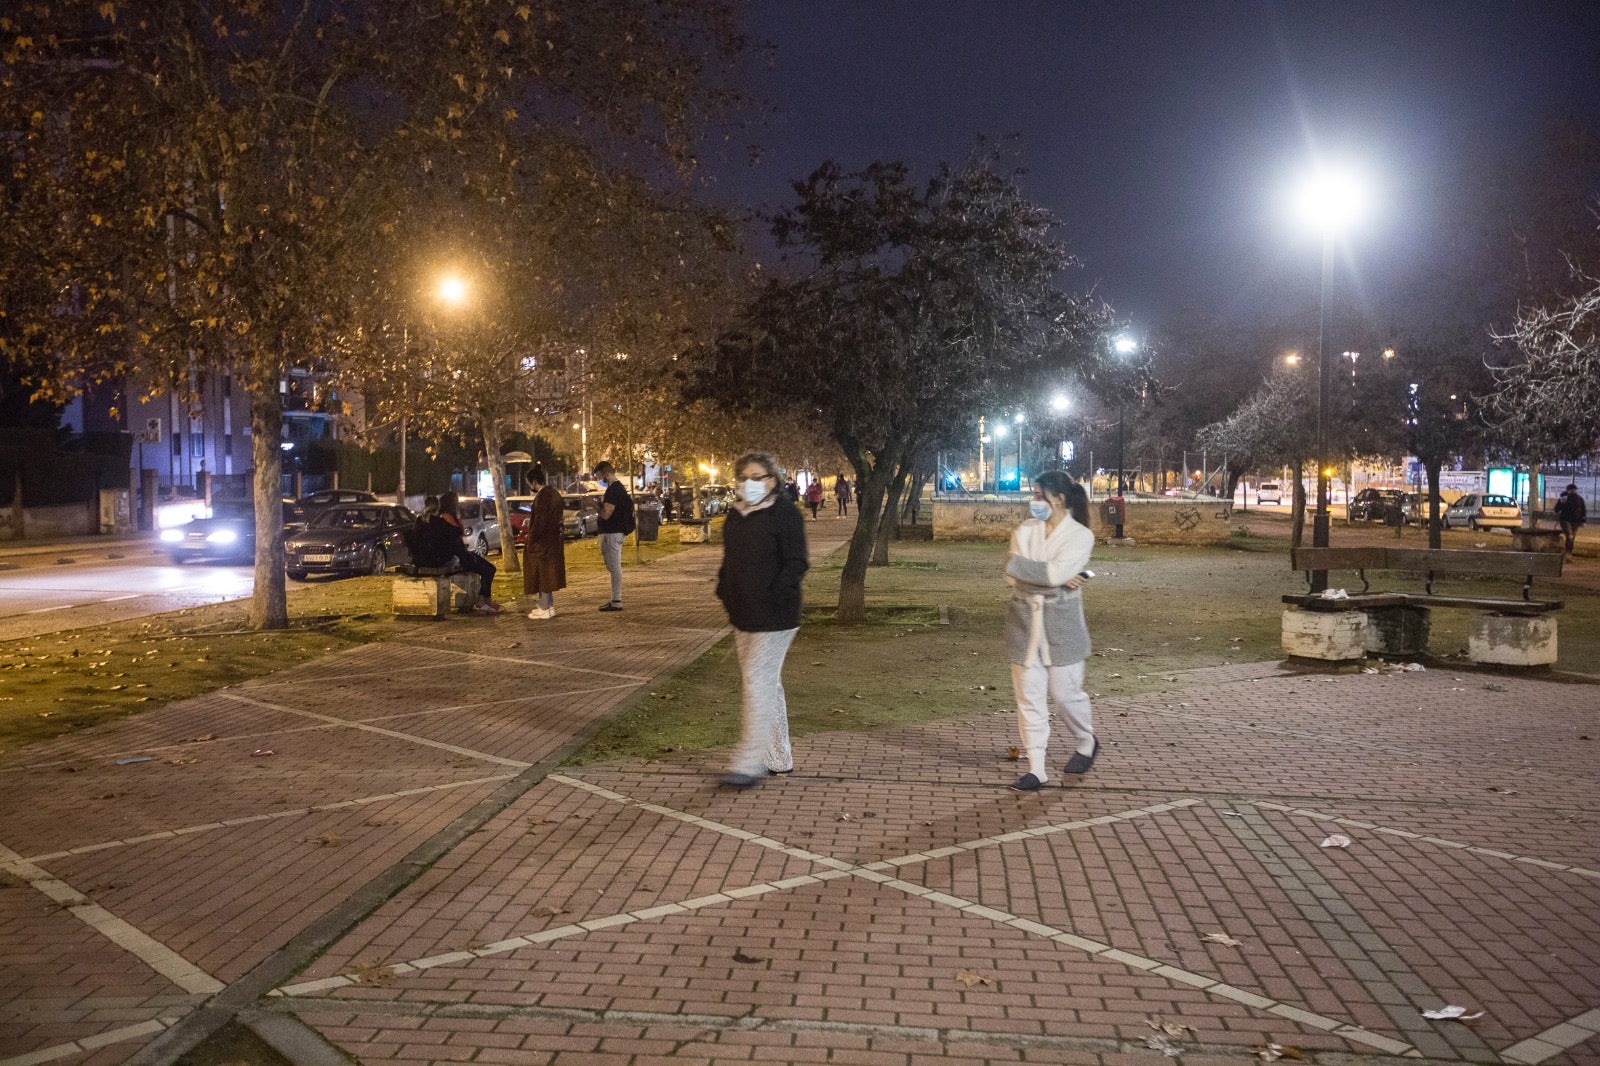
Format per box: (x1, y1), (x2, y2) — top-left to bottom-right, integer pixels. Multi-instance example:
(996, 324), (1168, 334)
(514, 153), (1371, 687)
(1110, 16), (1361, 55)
(0, 1), (743, 627)
(690, 151), (1108, 622)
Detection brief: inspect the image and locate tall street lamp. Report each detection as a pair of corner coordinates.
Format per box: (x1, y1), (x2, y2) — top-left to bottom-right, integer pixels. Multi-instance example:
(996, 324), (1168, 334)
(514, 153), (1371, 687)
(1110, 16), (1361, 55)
(1292, 165), (1368, 592)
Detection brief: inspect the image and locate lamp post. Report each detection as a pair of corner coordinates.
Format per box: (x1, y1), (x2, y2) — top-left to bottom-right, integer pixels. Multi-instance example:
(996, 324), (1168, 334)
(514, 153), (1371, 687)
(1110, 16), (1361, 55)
(992, 423), (1007, 491)
(977, 415), (988, 493)
(1013, 410), (1025, 487)
(1293, 165), (1368, 593)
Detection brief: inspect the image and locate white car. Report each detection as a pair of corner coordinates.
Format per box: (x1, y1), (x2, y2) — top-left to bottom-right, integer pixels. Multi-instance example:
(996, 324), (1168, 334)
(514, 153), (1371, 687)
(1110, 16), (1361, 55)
(1257, 482), (1283, 505)
(1441, 493), (1521, 530)
(454, 496), (501, 555)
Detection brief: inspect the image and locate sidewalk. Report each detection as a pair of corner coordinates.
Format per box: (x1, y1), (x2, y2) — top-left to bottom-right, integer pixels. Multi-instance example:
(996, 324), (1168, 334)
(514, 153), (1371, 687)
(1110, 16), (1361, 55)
(2, 515), (1598, 1065)
(0, 531), (159, 568)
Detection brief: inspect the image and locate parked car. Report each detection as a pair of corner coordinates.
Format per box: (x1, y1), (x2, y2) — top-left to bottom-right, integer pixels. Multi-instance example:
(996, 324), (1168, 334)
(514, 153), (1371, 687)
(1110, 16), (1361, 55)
(287, 489), (380, 531)
(698, 484), (735, 516)
(284, 504), (415, 579)
(1347, 488), (1404, 522)
(1256, 481), (1283, 505)
(454, 496), (500, 555)
(161, 499), (256, 564)
(505, 495), (536, 547)
(561, 492), (602, 539)
(1400, 492), (1448, 526)
(1441, 493), (1521, 530)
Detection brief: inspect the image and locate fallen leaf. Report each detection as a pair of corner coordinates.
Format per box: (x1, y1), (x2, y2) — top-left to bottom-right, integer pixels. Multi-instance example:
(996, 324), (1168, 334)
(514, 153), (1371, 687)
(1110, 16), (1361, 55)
(184, 733), (217, 744)
(1202, 932), (1243, 946)
(1255, 1044), (1304, 1061)
(1145, 1034), (1183, 1057)
(1319, 834), (1352, 848)
(954, 969), (993, 987)
(1006, 746), (1021, 761)
(350, 960), (394, 986)
(732, 950), (764, 964)
(314, 833), (343, 847)
(166, 756), (197, 766)
(531, 905), (567, 918)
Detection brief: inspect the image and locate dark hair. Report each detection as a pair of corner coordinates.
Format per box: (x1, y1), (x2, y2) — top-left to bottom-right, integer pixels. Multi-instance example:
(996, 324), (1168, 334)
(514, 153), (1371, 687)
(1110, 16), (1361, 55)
(1035, 469), (1090, 527)
(1567, 484), (1579, 492)
(439, 491), (459, 517)
(530, 464), (548, 487)
(422, 495), (440, 519)
(593, 460), (614, 476)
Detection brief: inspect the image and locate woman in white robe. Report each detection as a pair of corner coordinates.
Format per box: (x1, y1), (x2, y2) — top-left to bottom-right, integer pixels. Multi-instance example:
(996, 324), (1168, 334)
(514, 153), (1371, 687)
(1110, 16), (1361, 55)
(1002, 470), (1099, 791)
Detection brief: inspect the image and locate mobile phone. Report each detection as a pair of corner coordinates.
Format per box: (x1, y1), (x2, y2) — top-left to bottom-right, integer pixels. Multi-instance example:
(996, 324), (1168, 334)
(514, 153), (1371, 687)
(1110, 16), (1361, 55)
(1078, 570), (1095, 580)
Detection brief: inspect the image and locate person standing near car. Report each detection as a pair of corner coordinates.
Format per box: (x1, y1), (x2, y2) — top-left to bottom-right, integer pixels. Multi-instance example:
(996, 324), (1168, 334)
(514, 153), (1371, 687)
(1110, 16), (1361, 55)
(521, 464), (566, 619)
(1003, 470), (1098, 791)
(717, 452), (809, 789)
(593, 461), (634, 612)
(1556, 483), (1587, 558)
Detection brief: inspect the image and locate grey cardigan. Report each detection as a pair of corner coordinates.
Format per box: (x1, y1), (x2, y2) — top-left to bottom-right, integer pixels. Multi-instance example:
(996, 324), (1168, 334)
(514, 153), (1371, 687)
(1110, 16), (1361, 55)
(1004, 558), (1092, 666)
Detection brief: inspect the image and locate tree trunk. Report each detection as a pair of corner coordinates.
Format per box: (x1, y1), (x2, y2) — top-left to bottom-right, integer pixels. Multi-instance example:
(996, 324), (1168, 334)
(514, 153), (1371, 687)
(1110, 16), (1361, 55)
(482, 430), (517, 574)
(836, 450), (899, 623)
(1289, 458), (1306, 550)
(1426, 461), (1444, 549)
(249, 365), (288, 630)
(1526, 462), (1541, 529)
(870, 463), (909, 566)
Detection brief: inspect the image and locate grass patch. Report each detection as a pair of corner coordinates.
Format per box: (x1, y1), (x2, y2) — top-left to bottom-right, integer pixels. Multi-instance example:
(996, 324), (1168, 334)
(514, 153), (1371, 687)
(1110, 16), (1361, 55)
(0, 531), (687, 756)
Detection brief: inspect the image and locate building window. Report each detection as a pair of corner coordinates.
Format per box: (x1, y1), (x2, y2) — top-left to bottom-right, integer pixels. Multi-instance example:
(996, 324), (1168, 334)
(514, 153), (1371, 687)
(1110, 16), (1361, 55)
(173, 432), (182, 457)
(224, 433), (233, 457)
(191, 431), (205, 458)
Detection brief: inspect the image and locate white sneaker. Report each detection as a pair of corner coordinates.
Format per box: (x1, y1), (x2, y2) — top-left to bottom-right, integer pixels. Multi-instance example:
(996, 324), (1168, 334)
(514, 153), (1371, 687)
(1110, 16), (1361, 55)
(527, 607), (555, 620)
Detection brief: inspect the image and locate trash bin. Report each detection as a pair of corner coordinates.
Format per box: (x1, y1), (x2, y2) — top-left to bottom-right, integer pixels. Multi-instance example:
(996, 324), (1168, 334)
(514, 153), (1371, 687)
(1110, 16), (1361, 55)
(636, 502), (661, 542)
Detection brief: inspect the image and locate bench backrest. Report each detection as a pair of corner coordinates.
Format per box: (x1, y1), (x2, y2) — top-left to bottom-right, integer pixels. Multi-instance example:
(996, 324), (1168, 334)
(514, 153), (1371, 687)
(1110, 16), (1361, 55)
(1290, 546), (1563, 578)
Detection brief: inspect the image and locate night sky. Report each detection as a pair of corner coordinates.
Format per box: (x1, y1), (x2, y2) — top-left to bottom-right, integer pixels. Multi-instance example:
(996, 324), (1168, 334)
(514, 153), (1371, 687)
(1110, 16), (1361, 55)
(705, 1), (1600, 334)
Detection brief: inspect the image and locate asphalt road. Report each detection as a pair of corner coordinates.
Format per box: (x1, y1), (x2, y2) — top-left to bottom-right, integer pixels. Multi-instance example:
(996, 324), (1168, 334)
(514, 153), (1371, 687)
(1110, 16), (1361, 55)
(0, 549), (254, 642)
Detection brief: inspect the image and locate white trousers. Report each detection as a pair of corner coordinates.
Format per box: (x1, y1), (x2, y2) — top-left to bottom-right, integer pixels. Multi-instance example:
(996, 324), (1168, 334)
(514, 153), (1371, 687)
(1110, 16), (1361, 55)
(729, 628), (797, 776)
(598, 533), (624, 602)
(1011, 658), (1094, 781)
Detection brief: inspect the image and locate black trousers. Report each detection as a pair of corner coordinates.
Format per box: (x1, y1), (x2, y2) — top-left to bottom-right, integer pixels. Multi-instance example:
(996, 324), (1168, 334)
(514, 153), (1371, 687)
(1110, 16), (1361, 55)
(455, 550), (496, 600)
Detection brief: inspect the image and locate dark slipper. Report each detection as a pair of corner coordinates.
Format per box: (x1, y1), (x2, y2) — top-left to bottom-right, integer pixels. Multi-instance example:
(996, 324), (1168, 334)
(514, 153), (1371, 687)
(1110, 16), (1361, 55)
(720, 772), (763, 790)
(768, 766), (795, 776)
(1009, 773), (1044, 792)
(1064, 737), (1100, 775)
(598, 602), (624, 612)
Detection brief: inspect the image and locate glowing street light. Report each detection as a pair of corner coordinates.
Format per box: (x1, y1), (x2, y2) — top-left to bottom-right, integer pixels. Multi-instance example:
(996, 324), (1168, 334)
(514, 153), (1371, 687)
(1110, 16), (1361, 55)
(1294, 162), (1370, 592)
(437, 274), (469, 305)
(1050, 393), (1070, 413)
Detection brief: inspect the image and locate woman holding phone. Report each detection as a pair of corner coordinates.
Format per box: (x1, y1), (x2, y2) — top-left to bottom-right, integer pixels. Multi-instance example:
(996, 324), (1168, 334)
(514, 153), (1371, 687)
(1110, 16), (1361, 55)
(1003, 470), (1099, 791)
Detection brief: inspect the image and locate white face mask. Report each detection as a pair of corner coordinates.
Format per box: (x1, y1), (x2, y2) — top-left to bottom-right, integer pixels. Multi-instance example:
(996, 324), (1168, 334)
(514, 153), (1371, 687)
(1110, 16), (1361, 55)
(742, 478), (768, 504)
(1029, 499), (1052, 521)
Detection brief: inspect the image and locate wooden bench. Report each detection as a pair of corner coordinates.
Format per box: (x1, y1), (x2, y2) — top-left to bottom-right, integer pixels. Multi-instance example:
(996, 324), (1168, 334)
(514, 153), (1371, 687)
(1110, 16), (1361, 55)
(392, 565), (481, 619)
(1282, 547), (1564, 666)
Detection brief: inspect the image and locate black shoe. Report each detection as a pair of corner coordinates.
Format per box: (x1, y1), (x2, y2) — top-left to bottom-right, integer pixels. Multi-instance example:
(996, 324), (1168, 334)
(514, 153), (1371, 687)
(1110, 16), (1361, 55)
(1009, 773), (1044, 792)
(599, 602), (623, 612)
(1064, 737), (1099, 775)
(721, 772), (762, 789)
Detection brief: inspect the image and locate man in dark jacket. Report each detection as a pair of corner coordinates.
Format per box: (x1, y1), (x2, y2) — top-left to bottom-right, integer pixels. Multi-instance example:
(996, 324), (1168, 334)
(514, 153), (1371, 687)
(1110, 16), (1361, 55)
(1555, 484), (1587, 558)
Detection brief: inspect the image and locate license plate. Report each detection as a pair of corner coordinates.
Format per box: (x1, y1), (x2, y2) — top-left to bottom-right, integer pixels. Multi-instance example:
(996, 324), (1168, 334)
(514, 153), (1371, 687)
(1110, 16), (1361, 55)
(301, 554), (334, 564)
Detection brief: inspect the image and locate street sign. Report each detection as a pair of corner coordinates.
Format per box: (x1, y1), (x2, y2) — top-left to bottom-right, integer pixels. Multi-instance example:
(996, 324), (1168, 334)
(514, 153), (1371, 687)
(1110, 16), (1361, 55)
(144, 418), (162, 444)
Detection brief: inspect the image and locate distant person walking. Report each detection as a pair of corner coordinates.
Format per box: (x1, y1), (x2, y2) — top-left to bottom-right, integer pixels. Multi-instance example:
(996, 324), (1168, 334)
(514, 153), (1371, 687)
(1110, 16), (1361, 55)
(520, 464), (566, 619)
(804, 479), (825, 520)
(593, 461), (634, 612)
(1555, 483), (1587, 558)
(835, 475), (852, 517)
(716, 451), (809, 789)
(1003, 470), (1097, 791)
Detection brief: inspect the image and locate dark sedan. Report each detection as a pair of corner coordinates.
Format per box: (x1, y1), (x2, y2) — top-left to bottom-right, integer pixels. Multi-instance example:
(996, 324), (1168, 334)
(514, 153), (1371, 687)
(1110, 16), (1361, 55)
(1347, 488), (1404, 522)
(284, 504), (415, 580)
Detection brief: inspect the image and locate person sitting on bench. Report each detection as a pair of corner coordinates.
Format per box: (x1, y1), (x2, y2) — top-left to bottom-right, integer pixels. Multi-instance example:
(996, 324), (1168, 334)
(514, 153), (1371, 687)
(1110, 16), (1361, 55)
(411, 492), (501, 614)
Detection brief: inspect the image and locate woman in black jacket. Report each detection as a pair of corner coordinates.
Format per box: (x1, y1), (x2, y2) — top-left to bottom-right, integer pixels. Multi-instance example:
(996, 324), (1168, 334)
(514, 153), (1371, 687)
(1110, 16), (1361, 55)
(715, 452), (809, 789)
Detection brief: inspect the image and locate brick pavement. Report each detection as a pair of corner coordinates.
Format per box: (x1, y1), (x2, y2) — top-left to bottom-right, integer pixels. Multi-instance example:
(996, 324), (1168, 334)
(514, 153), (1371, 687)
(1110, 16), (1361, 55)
(2, 514), (1598, 1064)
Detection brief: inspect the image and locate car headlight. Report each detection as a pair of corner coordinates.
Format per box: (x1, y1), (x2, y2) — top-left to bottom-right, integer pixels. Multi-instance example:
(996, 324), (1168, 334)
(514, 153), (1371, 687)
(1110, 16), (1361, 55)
(206, 529), (238, 544)
(160, 529), (183, 543)
(338, 540), (365, 553)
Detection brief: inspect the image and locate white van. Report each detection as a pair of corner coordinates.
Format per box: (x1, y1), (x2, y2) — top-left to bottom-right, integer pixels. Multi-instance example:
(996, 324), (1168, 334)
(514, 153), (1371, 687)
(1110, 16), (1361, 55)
(1257, 482), (1283, 505)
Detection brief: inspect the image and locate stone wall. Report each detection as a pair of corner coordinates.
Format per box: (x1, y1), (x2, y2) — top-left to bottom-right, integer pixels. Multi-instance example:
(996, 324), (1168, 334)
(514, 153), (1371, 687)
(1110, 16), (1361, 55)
(0, 503), (96, 541)
(933, 496), (1238, 545)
